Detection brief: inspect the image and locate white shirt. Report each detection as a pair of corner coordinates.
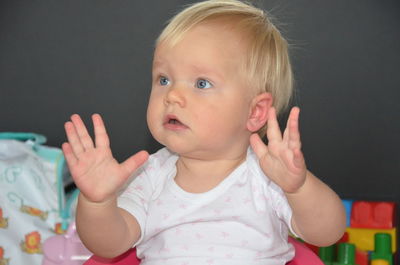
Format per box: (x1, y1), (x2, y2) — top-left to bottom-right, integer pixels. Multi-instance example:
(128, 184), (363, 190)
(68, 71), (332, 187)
(118, 147), (295, 265)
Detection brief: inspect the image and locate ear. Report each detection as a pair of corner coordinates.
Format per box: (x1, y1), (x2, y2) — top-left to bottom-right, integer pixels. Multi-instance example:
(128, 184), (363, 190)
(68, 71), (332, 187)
(246, 92), (273, 132)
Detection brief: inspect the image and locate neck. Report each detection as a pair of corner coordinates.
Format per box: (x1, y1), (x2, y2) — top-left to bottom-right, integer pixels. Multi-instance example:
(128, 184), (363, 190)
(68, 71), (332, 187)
(174, 149), (248, 193)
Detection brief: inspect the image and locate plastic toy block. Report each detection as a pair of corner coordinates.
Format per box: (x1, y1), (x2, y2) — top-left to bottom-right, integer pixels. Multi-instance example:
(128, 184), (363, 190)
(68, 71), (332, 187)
(338, 232), (349, 243)
(371, 260), (389, 265)
(346, 227), (396, 253)
(333, 243), (358, 265)
(350, 201), (395, 229)
(342, 199), (354, 227)
(370, 233), (393, 265)
(371, 259), (389, 265)
(355, 249), (368, 265)
(319, 245), (335, 265)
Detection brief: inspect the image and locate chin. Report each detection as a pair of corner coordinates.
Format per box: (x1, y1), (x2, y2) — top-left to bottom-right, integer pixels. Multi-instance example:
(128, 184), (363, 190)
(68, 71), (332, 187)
(163, 143), (190, 155)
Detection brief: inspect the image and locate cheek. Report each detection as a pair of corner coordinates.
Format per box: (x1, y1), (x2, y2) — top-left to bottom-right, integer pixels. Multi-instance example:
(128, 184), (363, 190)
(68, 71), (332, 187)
(146, 95), (160, 130)
(194, 102), (247, 133)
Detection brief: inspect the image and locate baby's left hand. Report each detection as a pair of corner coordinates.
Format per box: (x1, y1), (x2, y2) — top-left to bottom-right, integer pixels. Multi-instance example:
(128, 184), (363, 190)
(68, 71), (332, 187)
(250, 107), (307, 193)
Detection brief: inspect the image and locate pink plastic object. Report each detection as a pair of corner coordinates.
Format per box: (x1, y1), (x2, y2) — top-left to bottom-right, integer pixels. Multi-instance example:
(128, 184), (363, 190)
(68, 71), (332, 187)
(287, 237), (324, 265)
(42, 222), (92, 265)
(84, 237), (323, 265)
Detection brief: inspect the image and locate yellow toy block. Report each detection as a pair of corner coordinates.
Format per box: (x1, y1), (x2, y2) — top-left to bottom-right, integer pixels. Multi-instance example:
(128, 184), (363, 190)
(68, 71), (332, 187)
(346, 227), (396, 253)
(371, 260), (390, 265)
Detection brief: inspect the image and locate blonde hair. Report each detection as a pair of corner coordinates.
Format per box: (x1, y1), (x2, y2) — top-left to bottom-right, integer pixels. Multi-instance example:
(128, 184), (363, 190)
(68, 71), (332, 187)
(157, 0), (293, 131)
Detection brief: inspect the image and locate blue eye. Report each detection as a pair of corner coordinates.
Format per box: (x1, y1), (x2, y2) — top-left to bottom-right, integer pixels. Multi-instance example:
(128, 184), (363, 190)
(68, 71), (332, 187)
(159, 76), (170, 86)
(196, 79), (212, 89)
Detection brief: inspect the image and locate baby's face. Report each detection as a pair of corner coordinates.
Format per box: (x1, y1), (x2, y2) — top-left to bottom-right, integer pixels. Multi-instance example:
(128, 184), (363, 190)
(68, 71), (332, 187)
(147, 21), (254, 159)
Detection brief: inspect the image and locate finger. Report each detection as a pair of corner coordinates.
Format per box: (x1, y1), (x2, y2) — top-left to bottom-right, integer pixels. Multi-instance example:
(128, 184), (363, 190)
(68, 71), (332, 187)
(283, 107), (298, 144)
(121, 150), (149, 177)
(282, 110), (292, 143)
(266, 107), (282, 142)
(282, 126), (289, 144)
(250, 133), (268, 159)
(92, 114), (110, 148)
(288, 107), (301, 150)
(64, 120), (85, 156)
(61, 142), (78, 167)
(293, 148), (305, 169)
(70, 114), (94, 150)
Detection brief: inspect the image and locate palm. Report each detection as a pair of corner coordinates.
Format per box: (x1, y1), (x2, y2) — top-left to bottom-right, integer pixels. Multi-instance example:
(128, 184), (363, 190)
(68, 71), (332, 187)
(62, 114), (148, 203)
(68, 147), (124, 202)
(250, 107), (306, 193)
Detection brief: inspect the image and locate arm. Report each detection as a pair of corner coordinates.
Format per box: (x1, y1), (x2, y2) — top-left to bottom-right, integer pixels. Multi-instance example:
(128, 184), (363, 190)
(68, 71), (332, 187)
(62, 114), (148, 257)
(250, 107), (346, 246)
(285, 170), (346, 246)
(75, 194), (141, 258)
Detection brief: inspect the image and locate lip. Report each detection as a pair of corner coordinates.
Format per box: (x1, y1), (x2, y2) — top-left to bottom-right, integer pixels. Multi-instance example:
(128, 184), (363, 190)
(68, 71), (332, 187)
(163, 114), (189, 131)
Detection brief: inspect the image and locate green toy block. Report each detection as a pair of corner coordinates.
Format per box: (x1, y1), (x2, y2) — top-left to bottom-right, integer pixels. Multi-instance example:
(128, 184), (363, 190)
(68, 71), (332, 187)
(333, 243), (358, 265)
(319, 245), (336, 265)
(370, 233), (393, 265)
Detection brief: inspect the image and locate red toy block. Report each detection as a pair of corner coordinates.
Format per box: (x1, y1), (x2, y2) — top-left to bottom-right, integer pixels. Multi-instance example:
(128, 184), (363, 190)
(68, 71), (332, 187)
(355, 249), (368, 265)
(338, 232), (349, 243)
(351, 201), (395, 229)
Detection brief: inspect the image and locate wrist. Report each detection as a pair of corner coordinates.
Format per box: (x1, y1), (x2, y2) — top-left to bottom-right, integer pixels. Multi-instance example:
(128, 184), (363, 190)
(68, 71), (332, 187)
(78, 192), (117, 209)
(284, 170), (310, 196)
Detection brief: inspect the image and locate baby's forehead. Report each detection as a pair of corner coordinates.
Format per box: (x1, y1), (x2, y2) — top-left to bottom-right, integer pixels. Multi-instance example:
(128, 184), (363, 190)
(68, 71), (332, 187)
(156, 17), (250, 50)
(153, 24), (248, 64)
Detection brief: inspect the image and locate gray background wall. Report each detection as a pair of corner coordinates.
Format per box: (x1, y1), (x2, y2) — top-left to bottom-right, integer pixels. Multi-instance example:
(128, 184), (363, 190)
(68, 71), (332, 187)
(1, 1), (399, 205)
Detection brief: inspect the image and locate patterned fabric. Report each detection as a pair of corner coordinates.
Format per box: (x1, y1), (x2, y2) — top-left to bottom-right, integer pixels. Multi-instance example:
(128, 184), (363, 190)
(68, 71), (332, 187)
(0, 135), (72, 265)
(118, 147), (295, 265)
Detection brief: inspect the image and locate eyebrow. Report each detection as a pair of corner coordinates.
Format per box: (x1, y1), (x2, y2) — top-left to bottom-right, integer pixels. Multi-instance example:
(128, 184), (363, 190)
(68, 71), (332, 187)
(152, 58), (224, 82)
(152, 60), (165, 68)
(191, 65), (224, 81)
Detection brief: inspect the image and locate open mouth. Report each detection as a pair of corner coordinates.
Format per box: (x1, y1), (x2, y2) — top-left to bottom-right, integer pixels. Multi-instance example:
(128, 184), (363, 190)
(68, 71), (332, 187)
(168, 118), (182, 125)
(164, 115), (187, 129)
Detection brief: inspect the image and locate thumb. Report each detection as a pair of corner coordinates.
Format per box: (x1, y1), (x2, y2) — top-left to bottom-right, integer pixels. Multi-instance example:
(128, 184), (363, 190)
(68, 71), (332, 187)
(121, 150), (149, 176)
(250, 133), (268, 159)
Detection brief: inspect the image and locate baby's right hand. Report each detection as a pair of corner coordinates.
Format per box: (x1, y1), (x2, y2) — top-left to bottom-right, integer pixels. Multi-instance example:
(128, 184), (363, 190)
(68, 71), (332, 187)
(62, 114), (149, 204)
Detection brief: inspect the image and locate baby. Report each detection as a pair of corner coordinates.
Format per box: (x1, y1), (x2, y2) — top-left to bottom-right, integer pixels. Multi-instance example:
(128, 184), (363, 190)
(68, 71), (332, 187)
(62, 0), (346, 264)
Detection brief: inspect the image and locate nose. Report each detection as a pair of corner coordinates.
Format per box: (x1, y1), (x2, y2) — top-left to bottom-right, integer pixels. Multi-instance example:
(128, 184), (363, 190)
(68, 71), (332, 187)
(164, 83), (186, 107)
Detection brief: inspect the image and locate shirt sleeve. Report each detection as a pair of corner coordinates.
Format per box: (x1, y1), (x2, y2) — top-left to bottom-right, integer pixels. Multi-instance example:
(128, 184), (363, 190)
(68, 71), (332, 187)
(117, 148), (177, 246)
(248, 147), (298, 238)
(268, 180), (299, 238)
(117, 164), (153, 246)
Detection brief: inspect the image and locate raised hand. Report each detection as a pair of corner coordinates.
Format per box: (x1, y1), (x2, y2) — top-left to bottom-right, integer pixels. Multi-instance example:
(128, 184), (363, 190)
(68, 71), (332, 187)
(250, 107), (307, 193)
(62, 114), (149, 203)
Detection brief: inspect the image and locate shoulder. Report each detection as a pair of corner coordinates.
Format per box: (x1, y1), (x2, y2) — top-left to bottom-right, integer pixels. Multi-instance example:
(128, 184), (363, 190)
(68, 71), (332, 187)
(245, 147), (293, 224)
(122, 147), (178, 189)
(245, 147), (270, 184)
(142, 147), (178, 178)
(147, 147), (178, 168)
